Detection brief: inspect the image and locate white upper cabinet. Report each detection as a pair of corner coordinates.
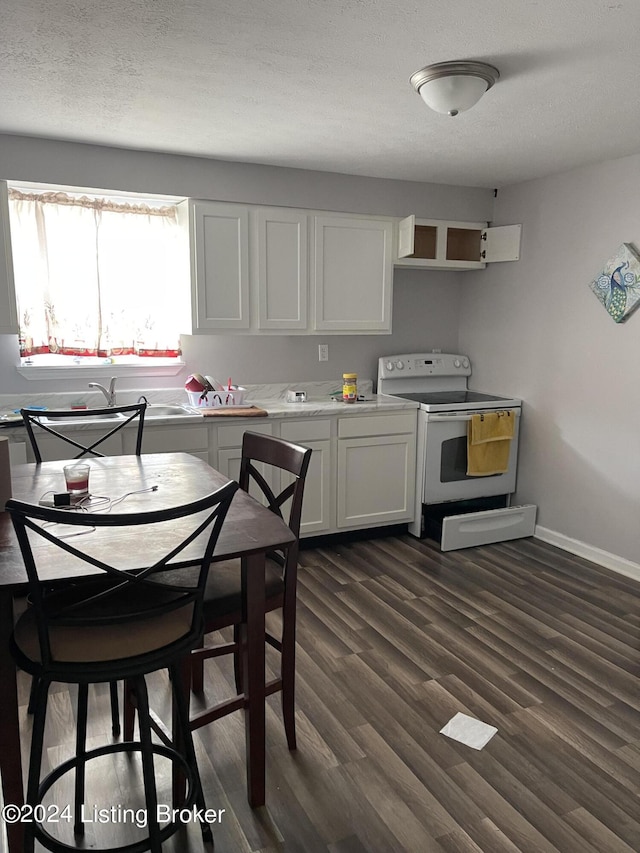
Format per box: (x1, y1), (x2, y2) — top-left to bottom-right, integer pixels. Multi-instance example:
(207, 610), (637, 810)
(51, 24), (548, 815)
(190, 201), (250, 331)
(255, 207), (308, 330)
(189, 201), (395, 334)
(0, 181), (18, 334)
(313, 215), (393, 333)
(396, 216), (521, 270)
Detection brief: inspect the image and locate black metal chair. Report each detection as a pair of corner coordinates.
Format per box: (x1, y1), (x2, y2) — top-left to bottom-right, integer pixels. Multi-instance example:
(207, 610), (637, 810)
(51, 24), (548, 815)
(188, 431), (311, 750)
(21, 403), (147, 464)
(20, 402), (147, 734)
(7, 480), (238, 853)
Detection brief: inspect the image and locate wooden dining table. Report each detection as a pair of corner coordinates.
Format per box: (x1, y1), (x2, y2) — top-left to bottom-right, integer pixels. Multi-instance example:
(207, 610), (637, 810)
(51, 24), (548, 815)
(0, 452), (295, 853)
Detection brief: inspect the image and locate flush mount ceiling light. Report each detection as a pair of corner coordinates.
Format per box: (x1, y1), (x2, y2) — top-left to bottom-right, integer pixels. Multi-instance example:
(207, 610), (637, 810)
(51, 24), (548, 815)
(410, 61), (500, 117)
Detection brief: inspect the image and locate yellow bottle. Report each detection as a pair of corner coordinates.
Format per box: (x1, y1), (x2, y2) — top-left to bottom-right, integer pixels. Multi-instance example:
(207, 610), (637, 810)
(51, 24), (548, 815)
(342, 373), (357, 403)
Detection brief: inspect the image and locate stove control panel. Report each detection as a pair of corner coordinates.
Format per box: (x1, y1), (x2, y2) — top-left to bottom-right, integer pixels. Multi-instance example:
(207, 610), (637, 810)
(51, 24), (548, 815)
(378, 353), (471, 380)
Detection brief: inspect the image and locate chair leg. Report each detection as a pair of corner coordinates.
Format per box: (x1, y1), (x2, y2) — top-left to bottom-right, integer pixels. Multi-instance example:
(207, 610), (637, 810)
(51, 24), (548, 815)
(191, 637), (205, 694)
(31, 678), (121, 736)
(233, 623), (243, 695)
(133, 674), (163, 853)
(123, 678), (136, 741)
(109, 680), (121, 736)
(171, 659), (190, 808)
(74, 683), (89, 836)
(25, 676), (49, 853)
(281, 617), (297, 751)
(27, 675), (38, 715)
(170, 660), (213, 845)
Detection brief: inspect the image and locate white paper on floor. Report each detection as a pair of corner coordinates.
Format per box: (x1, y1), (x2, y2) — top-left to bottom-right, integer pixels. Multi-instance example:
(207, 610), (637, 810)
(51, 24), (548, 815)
(439, 712), (498, 750)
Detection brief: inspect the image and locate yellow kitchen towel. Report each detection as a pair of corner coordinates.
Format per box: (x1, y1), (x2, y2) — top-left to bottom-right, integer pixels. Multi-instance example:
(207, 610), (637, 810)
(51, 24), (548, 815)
(467, 410), (516, 476)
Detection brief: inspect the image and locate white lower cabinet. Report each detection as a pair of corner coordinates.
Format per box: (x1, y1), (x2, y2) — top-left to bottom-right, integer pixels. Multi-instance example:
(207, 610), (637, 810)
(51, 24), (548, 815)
(26, 409), (416, 535)
(215, 422), (275, 500)
(280, 419), (332, 536)
(336, 412), (416, 530)
(125, 424), (210, 462)
(209, 411), (415, 536)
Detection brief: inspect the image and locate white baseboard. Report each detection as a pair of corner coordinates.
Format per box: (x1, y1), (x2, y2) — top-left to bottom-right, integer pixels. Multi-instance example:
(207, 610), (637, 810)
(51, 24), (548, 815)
(535, 525), (640, 583)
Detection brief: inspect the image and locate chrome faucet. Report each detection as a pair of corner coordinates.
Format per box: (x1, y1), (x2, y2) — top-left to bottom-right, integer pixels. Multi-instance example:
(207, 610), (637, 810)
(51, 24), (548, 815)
(88, 377), (117, 407)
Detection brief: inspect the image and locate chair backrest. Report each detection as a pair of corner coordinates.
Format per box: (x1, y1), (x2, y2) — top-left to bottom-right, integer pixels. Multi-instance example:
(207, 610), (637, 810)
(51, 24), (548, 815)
(239, 431), (312, 569)
(6, 480), (238, 668)
(21, 403), (147, 463)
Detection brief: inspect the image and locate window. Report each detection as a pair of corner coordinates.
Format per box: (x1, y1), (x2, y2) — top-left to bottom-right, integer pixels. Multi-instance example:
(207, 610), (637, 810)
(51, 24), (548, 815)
(8, 185), (189, 369)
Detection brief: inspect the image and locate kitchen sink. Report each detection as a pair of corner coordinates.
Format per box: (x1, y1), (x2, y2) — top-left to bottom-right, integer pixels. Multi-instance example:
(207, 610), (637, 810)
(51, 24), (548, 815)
(145, 405), (192, 417)
(42, 411), (124, 422)
(37, 406), (193, 423)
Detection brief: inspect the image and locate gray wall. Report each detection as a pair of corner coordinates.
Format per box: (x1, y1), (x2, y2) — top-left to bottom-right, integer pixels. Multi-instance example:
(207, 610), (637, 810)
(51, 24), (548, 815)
(1, 135), (638, 567)
(0, 134), (492, 393)
(459, 153), (640, 566)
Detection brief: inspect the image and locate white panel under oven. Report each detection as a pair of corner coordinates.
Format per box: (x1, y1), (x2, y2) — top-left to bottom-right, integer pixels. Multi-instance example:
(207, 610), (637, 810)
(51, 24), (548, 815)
(441, 505), (537, 551)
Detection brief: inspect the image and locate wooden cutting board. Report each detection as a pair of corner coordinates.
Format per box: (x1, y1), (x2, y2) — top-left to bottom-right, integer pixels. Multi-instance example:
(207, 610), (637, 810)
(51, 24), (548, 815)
(200, 406), (268, 418)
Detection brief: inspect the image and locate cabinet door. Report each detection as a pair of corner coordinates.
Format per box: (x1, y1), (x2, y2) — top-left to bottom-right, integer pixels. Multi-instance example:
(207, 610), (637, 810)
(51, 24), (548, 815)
(216, 422), (275, 502)
(217, 447), (277, 505)
(313, 215), (393, 332)
(397, 214), (416, 259)
(337, 433), (416, 528)
(191, 201), (250, 330)
(481, 224), (522, 263)
(281, 440), (331, 536)
(216, 447), (243, 481)
(280, 419), (332, 536)
(256, 208), (308, 330)
(0, 181), (18, 334)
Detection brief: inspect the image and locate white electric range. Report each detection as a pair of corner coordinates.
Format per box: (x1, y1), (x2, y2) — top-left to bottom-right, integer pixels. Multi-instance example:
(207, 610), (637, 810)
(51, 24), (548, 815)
(378, 353), (536, 549)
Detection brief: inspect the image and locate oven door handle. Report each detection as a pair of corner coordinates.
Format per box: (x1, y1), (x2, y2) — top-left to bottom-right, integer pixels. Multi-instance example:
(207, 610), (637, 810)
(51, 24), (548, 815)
(427, 410), (521, 422)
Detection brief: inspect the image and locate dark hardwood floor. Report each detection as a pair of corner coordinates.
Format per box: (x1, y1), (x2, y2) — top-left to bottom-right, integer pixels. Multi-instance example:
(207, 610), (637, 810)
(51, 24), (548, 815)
(6, 533), (640, 852)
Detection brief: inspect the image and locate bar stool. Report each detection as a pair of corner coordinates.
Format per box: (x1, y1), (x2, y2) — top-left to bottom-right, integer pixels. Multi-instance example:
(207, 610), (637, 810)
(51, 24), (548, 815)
(7, 480), (237, 853)
(21, 401), (147, 735)
(188, 431), (312, 749)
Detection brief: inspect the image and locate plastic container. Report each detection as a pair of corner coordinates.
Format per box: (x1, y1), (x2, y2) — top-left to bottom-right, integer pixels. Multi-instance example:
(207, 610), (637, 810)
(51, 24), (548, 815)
(342, 373), (357, 404)
(187, 387), (246, 408)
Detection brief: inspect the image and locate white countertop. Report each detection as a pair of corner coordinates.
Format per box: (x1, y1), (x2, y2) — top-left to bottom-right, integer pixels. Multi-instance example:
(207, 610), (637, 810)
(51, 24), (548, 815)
(0, 381), (417, 430)
(250, 394), (416, 418)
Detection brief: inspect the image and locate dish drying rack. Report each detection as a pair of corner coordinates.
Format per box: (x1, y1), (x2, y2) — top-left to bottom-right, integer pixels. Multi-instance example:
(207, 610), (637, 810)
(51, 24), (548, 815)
(186, 387), (247, 409)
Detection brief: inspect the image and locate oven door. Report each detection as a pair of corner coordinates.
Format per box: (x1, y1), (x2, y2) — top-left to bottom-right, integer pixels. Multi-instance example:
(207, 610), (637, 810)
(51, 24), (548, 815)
(422, 409), (520, 504)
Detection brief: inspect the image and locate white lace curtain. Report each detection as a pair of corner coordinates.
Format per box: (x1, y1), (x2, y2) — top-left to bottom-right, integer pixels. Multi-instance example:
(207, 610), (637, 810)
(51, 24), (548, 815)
(8, 189), (185, 357)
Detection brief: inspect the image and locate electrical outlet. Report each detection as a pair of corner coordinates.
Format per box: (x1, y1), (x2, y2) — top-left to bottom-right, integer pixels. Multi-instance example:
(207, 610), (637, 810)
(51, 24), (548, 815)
(318, 344), (329, 362)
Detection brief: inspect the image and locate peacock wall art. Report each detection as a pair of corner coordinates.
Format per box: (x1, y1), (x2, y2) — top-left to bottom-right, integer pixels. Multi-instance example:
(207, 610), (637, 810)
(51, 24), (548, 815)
(589, 243), (640, 323)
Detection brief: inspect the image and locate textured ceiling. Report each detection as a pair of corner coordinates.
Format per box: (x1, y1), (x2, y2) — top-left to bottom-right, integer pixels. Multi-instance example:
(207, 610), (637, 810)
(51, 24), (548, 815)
(1, 0), (639, 188)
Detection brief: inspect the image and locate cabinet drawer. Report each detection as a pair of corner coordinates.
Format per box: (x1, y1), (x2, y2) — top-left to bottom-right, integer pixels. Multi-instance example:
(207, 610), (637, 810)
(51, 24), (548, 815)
(280, 419), (331, 442)
(216, 422), (273, 448)
(140, 426), (209, 454)
(338, 411), (416, 438)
